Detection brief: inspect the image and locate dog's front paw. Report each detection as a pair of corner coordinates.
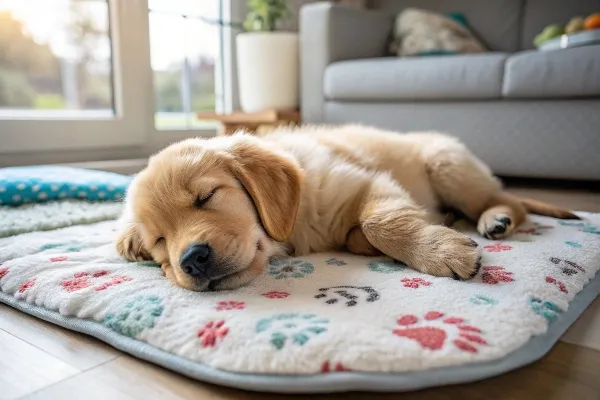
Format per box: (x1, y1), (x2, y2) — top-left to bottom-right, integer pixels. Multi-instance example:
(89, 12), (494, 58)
(413, 225), (482, 280)
(115, 224), (152, 261)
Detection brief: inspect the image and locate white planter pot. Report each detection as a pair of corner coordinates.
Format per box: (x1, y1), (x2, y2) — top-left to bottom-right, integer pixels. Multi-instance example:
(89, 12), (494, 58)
(236, 32), (299, 113)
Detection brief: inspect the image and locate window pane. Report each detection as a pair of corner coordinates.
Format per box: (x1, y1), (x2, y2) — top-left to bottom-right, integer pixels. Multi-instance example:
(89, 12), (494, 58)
(0, 0), (113, 113)
(149, 0), (220, 130)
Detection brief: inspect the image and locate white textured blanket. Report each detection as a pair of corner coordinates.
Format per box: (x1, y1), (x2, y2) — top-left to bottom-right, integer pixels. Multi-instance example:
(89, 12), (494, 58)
(0, 211), (599, 388)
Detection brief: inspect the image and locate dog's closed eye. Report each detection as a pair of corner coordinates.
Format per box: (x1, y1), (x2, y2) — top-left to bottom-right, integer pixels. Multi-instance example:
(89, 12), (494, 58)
(155, 236), (165, 245)
(194, 188), (220, 209)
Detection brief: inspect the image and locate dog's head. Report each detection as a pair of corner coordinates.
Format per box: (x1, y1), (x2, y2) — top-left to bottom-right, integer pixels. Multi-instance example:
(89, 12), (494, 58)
(115, 134), (303, 291)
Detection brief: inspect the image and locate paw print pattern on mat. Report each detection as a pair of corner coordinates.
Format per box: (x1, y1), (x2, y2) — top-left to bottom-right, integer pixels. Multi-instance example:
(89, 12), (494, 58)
(529, 297), (563, 321)
(325, 258), (347, 266)
(393, 311), (487, 353)
(61, 270), (133, 292)
(321, 361), (352, 373)
(565, 241), (582, 248)
(104, 295), (164, 338)
(197, 320), (229, 348)
(0, 267), (8, 280)
(470, 294), (498, 306)
(40, 242), (85, 253)
(262, 291), (290, 299)
(549, 257), (586, 276)
(401, 277), (432, 288)
(215, 301), (245, 311)
(268, 259), (314, 279)
(483, 243), (512, 252)
(256, 313), (328, 350)
(368, 259), (406, 274)
(18, 278), (37, 293)
(545, 276), (568, 293)
(559, 221), (600, 234)
(481, 266), (514, 284)
(314, 285), (380, 307)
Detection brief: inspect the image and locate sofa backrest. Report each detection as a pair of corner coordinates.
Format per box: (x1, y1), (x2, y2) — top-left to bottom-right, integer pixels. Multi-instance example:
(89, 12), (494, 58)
(520, 0), (600, 49)
(370, 0), (524, 52)
(370, 0), (600, 52)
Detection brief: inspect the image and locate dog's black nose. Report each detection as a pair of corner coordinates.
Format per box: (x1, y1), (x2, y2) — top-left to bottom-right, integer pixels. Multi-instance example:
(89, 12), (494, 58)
(180, 243), (212, 277)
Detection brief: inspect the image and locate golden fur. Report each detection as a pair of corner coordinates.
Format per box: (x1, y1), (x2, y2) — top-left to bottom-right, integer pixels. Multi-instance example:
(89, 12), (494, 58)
(116, 125), (578, 291)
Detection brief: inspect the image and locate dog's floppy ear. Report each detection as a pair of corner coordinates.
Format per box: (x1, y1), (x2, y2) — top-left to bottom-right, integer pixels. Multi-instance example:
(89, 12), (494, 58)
(115, 220), (152, 261)
(229, 140), (303, 242)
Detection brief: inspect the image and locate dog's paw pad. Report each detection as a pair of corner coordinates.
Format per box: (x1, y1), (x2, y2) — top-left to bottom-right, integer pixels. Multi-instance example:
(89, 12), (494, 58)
(482, 214), (513, 240)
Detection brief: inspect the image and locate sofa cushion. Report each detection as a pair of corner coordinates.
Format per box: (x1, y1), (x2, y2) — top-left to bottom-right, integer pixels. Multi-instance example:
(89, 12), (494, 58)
(371, 0), (523, 52)
(521, 0), (600, 50)
(503, 46), (600, 99)
(324, 53), (508, 101)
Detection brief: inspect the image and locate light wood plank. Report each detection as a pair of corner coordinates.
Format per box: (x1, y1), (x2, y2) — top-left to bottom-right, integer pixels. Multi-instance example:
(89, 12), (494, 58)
(562, 297), (600, 351)
(0, 330), (79, 400)
(0, 304), (119, 370)
(22, 342), (600, 400)
(22, 355), (235, 400)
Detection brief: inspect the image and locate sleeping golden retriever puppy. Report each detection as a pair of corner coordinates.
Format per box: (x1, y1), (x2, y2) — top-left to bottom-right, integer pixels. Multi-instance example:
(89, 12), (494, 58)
(115, 125), (578, 291)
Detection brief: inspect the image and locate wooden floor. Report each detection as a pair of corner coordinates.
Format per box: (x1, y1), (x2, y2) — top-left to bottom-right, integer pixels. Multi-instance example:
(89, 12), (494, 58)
(1, 181), (599, 400)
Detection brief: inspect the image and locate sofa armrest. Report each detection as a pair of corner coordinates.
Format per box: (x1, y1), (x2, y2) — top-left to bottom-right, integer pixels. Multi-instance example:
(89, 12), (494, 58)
(300, 3), (393, 123)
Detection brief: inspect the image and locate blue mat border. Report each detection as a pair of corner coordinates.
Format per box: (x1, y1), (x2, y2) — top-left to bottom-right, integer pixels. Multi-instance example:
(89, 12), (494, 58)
(0, 274), (598, 394)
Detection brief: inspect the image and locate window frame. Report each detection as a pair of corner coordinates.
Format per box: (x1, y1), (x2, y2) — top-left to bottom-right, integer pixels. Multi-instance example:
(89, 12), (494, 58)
(0, 0), (237, 161)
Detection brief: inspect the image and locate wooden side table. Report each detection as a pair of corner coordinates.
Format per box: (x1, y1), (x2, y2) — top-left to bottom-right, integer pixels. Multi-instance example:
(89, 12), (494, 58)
(196, 109), (301, 136)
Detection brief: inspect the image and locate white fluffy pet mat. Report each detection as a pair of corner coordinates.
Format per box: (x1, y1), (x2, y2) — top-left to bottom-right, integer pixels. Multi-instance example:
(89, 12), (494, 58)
(1, 203), (599, 393)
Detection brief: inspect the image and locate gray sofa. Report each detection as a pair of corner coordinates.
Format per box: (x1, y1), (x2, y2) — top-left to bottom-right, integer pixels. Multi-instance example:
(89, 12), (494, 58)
(300, 0), (600, 180)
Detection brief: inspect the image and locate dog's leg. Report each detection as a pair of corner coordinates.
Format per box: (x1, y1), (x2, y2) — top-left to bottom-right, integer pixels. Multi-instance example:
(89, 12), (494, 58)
(358, 175), (481, 280)
(346, 226), (382, 256)
(421, 134), (526, 240)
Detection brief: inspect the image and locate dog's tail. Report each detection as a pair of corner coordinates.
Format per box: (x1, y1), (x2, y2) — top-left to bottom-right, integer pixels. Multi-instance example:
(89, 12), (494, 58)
(519, 197), (580, 220)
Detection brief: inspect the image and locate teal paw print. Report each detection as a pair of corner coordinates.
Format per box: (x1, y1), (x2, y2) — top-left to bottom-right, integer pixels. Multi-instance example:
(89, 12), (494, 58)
(470, 294), (498, 306)
(268, 259), (314, 279)
(256, 313), (328, 350)
(565, 241), (582, 248)
(529, 297), (562, 322)
(104, 295), (164, 338)
(368, 259), (406, 274)
(582, 225), (600, 234)
(39, 242), (85, 252)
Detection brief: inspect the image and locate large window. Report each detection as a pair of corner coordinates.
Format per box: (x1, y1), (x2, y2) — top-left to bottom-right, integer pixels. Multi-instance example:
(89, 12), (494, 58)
(149, 1), (222, 130)
(0, 0), (232, 157)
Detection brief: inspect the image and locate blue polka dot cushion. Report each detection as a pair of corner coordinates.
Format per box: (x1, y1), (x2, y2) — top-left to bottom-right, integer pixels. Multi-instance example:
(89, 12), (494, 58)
(0, 166), (132, 206)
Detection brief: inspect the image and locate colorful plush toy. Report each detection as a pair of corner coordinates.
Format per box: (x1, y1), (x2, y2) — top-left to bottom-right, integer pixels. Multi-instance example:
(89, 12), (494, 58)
(584, 13), (600, 30)
(534, 24), (564, 47)
(534, 12), (600, 47)
(565, 17), (585, 34)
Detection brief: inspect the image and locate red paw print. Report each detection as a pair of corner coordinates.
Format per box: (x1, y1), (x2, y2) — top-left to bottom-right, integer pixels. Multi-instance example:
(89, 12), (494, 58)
(393, 311), (487, 353)
(484, 243), (512, 252)
(0, 267), (8, 280)
(197, 320), (229, 348)
(215, 301), (246, 311)
(482, 266), (514, 284)
(61, 270), (132, 292)
(18, 278), (37, 293)
(546, 276), (568, 294)
(262, 291), (290, 299)
(321, 361), (352, 373)
(401, 277), (432, 289)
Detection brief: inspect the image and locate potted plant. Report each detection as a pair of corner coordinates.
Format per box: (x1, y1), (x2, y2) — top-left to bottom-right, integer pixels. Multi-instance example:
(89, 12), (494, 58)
(236, 0), (298, 113)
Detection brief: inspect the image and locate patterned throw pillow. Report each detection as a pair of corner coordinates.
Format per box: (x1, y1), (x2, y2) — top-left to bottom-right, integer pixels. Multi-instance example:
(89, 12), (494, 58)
(390, 8), (486, 57)
(0, 166), (132, 206)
